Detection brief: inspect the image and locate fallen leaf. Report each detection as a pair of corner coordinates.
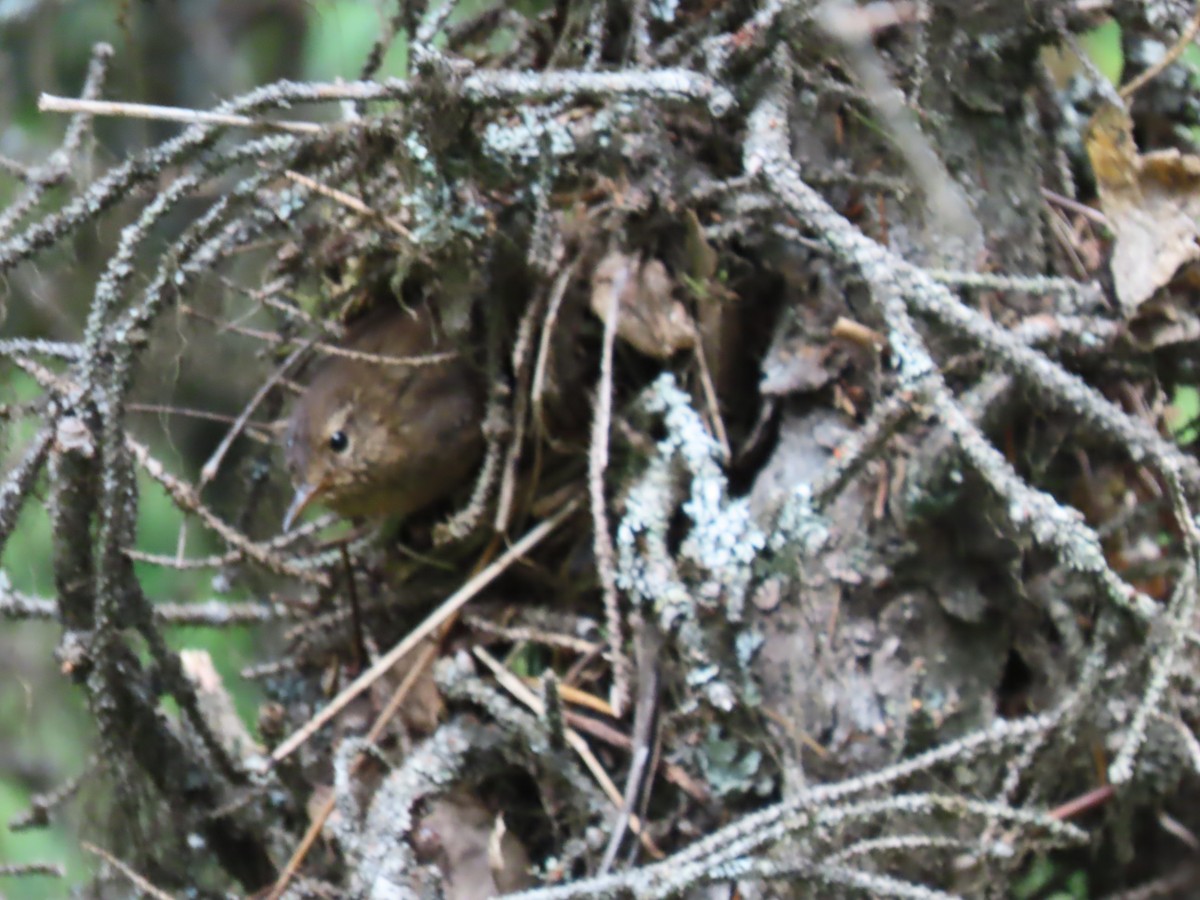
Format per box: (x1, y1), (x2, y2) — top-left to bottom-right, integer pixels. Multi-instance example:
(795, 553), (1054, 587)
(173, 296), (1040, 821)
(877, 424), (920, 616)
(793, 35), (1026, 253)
(1128, 294), (1200, 349)
(1086, 101), (1200, 313)
(414, 792), (532, 898)
(590, 251), (696, 359)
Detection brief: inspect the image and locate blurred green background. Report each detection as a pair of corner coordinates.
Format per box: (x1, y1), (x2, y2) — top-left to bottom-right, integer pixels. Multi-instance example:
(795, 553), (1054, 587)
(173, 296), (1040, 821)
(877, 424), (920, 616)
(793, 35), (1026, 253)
(0, 3), (407, 896)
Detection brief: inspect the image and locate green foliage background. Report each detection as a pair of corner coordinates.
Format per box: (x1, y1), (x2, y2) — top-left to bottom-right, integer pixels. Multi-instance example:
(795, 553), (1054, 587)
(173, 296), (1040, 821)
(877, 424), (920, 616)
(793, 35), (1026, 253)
(0, 3), (407, 895)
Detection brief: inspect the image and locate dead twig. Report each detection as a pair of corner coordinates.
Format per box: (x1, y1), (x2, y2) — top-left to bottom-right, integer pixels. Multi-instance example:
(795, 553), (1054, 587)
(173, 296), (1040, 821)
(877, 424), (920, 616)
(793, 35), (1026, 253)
(270, 496), (582, 763)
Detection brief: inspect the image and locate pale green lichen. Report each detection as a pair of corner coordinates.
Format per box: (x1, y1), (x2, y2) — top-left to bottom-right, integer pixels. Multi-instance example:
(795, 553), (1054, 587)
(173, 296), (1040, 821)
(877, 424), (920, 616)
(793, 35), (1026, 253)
(616, 374), (767, 712)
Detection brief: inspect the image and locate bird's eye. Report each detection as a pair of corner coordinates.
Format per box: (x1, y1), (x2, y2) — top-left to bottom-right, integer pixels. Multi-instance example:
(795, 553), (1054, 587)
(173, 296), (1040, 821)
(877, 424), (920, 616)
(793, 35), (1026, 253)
(328, 430), (349, 453)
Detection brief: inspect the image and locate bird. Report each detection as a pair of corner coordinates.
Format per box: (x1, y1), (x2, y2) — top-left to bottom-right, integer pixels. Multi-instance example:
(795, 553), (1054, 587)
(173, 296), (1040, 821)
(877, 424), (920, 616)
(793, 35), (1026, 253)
(282, 302), (484, 531)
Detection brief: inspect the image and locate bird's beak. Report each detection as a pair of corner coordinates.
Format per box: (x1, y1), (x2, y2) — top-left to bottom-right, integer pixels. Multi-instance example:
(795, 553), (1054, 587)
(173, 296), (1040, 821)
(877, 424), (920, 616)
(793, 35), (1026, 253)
(283, 482), (322, 532)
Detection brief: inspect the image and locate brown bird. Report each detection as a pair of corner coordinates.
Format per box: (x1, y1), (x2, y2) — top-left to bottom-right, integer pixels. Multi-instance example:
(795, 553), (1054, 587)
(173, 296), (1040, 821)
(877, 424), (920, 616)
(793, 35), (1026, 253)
(282, 303), (484, 531)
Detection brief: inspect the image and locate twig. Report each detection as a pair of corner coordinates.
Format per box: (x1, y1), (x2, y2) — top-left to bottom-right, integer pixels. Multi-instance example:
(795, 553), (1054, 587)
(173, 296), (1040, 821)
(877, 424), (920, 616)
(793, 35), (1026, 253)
(126, 436), (329, 586)
(691, 337), (730, 461)
(0, 586), (300, 624)
(1119, 3), (1200, 100)
(0, 425), (53, 550)
(502, 713), (1077, 899)
(473, 646), (663, 858)
(265, 637), (443, 900)
(1041, 187), (1109, 226)
(309, 340), (459, 367)
(747, 82), (1192, 625)
(436, 393), (507, 543)
(10, 757), (97, 830)
(1047, 784), (1115, 821)
(127, 402), (275, 440)
(466, 615), (602, 655)
(198, 339), (310, 487)
(82, 842), (174, 900)
(598, 615), (662, 873)
(39, 94), (324, 134)
(494, 290), (544, 532)
(0, 43), (113, 241)
(0, 862), (64, 878)
(530, 261), (576, 439)
(590, 254), (631, 718)
(0, 338), (85, 358)
(283, 169), (414, 239)
(124, 511), (339, 568)
(270, 496), (582, 762)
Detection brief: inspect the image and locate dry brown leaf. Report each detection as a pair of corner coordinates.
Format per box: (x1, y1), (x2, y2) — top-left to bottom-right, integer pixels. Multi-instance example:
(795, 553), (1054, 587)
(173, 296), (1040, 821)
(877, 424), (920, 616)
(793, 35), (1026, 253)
(367, 636), (445, 737)
(1086, 101), (1200, 313)
(590, 251), (696, 359)
(414, 792), (532, 898)
(1128, 295), (1200, 349)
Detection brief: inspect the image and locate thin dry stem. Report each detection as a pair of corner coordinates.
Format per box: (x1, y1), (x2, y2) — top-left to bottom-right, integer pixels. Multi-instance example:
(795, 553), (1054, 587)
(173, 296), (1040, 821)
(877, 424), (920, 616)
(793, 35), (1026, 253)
(270, 496), (581, 762)
(39, 94), (324, 134)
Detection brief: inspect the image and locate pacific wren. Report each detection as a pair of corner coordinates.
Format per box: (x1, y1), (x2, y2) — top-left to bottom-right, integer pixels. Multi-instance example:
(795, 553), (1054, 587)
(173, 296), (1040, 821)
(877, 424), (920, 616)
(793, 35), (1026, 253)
(282, 303), (484, 530)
